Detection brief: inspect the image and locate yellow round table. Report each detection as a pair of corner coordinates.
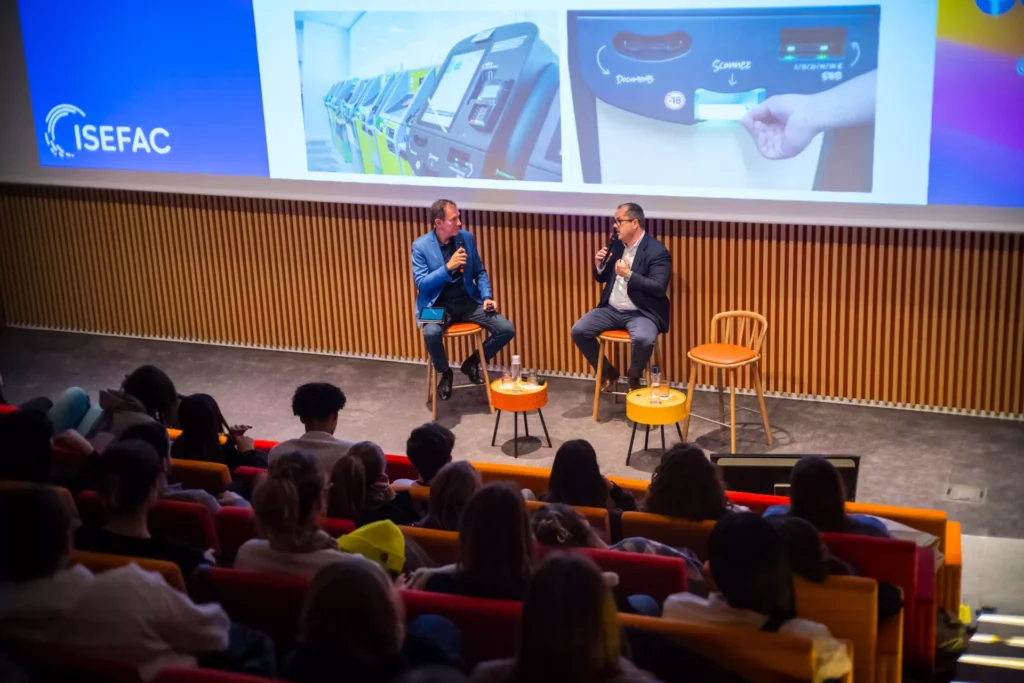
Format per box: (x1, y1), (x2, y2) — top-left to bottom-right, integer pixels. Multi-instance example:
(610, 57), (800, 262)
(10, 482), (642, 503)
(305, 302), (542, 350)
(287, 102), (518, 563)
(624, 388), (689, 465)
(489, 379), (551, 458)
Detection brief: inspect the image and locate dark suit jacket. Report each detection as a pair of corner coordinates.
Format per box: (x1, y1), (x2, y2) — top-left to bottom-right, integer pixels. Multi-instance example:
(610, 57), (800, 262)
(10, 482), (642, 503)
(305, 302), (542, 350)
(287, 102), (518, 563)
(593, 233), (671, 333)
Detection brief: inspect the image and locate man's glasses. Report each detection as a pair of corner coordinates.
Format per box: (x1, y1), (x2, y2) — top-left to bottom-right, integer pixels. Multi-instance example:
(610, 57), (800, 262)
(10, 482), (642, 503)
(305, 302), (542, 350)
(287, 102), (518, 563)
(613, 217), (637, 226)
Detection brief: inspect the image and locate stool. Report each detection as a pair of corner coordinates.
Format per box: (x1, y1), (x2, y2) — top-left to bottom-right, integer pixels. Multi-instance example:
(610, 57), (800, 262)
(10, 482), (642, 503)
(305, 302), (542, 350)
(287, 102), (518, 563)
(624, 387), (688, 466)
(682, 311), (771, 454)
(425, 323), (493, 421)
(592, 330), (661, 422)
(489, 379), (551, 458)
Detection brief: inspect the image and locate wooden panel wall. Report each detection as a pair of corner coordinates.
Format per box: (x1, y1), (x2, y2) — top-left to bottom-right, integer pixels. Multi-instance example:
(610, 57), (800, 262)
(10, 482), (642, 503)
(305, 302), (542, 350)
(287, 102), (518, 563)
(1, 184), (1021, 417)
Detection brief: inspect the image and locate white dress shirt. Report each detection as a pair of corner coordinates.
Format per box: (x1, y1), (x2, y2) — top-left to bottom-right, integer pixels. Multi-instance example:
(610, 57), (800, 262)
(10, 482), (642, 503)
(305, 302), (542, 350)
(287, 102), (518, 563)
(608, 232), (644, 312)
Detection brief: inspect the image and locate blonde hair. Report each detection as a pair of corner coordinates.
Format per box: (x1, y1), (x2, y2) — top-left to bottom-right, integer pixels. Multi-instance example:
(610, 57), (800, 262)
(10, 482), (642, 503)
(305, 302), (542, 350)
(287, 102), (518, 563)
(253, 451), (333, 553)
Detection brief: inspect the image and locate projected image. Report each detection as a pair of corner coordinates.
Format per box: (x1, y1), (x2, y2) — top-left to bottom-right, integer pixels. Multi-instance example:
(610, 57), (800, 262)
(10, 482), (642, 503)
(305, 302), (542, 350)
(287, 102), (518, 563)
(567, 6), (881, 193)
(295, 11), (561, 182)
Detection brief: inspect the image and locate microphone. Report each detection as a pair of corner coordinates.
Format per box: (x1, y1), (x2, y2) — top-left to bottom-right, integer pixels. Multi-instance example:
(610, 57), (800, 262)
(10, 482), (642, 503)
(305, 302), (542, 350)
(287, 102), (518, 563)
(599, 230), (618, 269)
(455, 236), (465, 274)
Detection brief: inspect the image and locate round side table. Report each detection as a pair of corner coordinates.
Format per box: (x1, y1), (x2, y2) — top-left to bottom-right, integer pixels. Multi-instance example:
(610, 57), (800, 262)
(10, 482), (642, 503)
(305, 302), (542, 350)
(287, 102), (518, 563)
(624, 388), (689, 466)
(489, 380), (552, 458)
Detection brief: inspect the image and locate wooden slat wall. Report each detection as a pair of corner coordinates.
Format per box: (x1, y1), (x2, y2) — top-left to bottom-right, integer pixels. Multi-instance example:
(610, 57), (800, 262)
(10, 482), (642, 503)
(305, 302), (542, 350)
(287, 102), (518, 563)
(1, 184), (1021, 417)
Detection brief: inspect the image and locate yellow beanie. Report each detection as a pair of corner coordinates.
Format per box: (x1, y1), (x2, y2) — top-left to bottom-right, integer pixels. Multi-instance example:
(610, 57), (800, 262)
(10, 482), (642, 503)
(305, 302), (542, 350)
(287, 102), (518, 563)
(337, 520), (406, 574)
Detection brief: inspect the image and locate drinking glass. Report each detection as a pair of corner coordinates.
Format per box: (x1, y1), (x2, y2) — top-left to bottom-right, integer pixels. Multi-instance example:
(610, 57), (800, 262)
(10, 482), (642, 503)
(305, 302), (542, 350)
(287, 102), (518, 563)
(501, 368), (512, 389)
(527, 369), (538, 387)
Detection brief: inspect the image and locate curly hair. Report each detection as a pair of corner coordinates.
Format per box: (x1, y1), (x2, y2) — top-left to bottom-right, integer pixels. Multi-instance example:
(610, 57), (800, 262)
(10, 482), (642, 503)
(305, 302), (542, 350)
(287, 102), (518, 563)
(643, 443), (729, 521)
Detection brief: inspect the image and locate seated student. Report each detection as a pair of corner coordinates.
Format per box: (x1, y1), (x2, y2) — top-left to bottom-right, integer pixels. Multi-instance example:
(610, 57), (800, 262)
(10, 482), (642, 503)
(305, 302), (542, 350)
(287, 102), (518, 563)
(87, 365), (180, 447)
(0, 409), (54, 483)
(119, 422), (248, 514)
(415, 462), (481, 532)
(0, 487), (230, 681)
(663, 512), (852, 682)
(269, 383), (353, 474)
(284, 558), (463, 683)
(411, 482), (534, 601)
(540, 439), (637, 542)
(235, 451), (348, 580)
(643, 444), (747, 521)
(74, 440), (213, 580)
(170, 394), (267, 473)
(470, 554), (655, 683)
(326, 442), (418, 527)
(763, 456), (891, 538)
(394, 423), (456, 488)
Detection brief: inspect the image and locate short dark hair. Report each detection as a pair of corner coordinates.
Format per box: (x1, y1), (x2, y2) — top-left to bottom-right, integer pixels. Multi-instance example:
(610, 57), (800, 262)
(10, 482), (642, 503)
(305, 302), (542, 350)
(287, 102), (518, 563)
(0, 486), (72, 582)
(406, 423), (455, 483)
(429, 199), (455, 227)
(94, 440), (163, 513)
(122, 365), (178, 417)
(617, 202), (645, 227)
(119, 422), (171, 461)
(0, 409), (55, 483)
(292, 383), (347, 421)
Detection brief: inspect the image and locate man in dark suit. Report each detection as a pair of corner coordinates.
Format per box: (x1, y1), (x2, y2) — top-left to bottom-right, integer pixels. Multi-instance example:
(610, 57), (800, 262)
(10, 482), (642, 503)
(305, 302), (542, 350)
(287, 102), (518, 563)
(571, 202), (671, 392)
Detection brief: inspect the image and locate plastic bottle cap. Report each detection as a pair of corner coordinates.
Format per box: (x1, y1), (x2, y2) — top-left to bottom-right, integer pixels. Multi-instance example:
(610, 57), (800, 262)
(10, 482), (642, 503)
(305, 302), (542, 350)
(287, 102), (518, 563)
(512, 355), (521, 364)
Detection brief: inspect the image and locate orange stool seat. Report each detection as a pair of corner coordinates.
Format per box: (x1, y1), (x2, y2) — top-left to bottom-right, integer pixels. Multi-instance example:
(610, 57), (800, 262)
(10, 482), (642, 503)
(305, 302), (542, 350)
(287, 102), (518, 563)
(445, 322), (483, 336)
(424, 322), (493, 421)
(598, 329), (632, 342)
(689, 343), (757, 366)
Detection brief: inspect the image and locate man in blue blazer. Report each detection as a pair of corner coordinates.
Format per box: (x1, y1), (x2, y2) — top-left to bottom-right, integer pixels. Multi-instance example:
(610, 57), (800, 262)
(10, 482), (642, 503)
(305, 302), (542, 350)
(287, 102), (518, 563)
(412, 199), (515, 401)
(571, 202), (671, 392)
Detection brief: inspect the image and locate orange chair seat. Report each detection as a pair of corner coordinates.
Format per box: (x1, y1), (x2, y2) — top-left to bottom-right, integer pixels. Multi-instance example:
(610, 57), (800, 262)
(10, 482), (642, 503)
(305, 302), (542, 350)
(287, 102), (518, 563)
(598, 329), (631, 342)
(445, 323), (482, 336)
(689, 343), (757, 366)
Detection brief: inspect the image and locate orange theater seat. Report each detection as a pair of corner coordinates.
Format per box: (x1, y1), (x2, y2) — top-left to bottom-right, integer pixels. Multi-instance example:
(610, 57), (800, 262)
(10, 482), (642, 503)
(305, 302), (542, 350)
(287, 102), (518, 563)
(401, 526), (460, 565)
(620, 511), (716, 559)
(168, 458), (230, 495)
(69, 549), (186, 592)
(525, 499), (611, 542)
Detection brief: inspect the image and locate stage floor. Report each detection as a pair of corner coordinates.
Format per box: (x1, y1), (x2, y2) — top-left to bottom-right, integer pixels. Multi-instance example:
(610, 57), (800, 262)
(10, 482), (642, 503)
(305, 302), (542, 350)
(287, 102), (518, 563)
(2, 327), (1022, 542)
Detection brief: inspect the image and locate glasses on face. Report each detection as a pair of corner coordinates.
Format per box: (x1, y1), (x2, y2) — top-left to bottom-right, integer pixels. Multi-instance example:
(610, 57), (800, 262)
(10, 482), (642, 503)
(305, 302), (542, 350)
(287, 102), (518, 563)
(613, 217), (636, 226)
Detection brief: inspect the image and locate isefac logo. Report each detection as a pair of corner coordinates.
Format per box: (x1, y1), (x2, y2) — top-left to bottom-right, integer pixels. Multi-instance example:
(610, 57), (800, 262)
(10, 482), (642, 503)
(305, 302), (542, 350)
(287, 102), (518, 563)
(44, 103), (171, 159)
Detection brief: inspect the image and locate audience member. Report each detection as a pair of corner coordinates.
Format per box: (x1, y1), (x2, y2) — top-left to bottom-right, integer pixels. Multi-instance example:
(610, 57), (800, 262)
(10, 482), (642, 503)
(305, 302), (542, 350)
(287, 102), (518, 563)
(285, 558), (463, 683)
(471, 554), (655, 683)
(412, 482), (534, 601)
(171, 393), (267, 473)
(663, 512), (851, 681)
(86, 365), (179, 446)
(235, 451), (346, 580)
(766, 516), (854, 582)
(119, 422), (248, 514)
(269, 383), (352, 473)
(327, 442), (418, 527)
(0, 487), (230, 681)
(643, 444), (746, 521)
(0, 409), (54, 483)
(540, 439), (637, 541)
(394, 423), (456, 488)
(764, 456), (891, 538)
(415, 462), (481, 532)
(74, 440), (213, 579)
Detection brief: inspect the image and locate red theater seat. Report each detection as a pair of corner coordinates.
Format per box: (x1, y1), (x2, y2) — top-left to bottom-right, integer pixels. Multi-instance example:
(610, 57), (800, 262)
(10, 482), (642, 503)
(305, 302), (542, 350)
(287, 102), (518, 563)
(535, 545), (688, 604)
(191, 567), (308, 647)
(154, 668), (277, 683)
(76, 491), (220, 553)
(401, 589), (522, 665)
(3, 637), (143, 683)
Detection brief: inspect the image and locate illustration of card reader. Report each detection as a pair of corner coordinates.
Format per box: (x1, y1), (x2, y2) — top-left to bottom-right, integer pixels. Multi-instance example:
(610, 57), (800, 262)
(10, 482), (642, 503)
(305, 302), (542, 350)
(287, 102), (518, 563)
(693, 88), (766, 121)
(468, 78), (512, 131)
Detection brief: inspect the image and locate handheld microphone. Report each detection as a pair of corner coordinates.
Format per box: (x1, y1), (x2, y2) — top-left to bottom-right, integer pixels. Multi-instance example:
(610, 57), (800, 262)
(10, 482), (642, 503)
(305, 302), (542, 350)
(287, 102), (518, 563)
(599, 230), (618, 269)
(455, 236), (465, 274)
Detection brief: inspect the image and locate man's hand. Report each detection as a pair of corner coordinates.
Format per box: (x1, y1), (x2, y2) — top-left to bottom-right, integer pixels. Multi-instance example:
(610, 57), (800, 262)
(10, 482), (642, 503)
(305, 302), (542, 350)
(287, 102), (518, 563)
(595, 247), (609, 270)
(615, 259), (631, 278)
(446, 248), (467, 271)
(483, 298), (498, 312)
(740, 94), (818, 160)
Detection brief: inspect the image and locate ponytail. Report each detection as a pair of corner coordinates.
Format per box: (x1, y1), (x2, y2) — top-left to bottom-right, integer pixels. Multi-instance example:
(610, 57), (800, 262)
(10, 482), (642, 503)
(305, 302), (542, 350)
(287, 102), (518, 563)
(327, 455), (367, 521)
(254, 451), (332, 553)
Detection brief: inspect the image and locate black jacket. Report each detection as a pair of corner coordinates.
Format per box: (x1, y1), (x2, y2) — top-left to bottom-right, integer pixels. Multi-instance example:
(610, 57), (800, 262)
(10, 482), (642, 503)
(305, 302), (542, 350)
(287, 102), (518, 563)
(594, 233), (672, 333)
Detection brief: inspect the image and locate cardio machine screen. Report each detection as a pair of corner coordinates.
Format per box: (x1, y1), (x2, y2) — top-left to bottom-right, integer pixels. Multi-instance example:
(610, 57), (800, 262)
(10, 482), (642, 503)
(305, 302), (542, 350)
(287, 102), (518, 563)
(420, 49), (485, 130)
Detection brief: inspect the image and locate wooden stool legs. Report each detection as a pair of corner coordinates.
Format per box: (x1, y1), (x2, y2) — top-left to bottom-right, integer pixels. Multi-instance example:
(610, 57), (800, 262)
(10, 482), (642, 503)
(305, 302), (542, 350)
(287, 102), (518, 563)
(592, 336), (661, 423)
(683, 361), (773, 453)
(426, 329), (494, 422)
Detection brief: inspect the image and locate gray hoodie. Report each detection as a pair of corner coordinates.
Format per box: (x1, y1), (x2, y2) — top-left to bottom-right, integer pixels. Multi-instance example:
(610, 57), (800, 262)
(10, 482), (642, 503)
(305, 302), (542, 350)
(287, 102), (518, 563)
(0, 563), (229, 680)
(87, 389), (157, 446)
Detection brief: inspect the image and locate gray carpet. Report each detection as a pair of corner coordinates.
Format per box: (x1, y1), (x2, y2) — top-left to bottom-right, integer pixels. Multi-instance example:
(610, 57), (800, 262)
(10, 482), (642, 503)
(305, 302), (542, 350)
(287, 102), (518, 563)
(2, 327), (1022, 539)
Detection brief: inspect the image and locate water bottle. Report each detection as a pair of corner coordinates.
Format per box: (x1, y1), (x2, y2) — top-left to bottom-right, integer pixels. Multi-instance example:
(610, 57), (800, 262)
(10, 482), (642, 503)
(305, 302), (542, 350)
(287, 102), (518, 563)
(650, 365), (662, 405)
(511, 355), (522, 393)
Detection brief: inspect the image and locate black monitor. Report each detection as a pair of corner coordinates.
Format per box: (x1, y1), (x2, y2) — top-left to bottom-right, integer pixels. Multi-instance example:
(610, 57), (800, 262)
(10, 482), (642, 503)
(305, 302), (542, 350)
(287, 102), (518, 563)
(710, 454), (861, 501)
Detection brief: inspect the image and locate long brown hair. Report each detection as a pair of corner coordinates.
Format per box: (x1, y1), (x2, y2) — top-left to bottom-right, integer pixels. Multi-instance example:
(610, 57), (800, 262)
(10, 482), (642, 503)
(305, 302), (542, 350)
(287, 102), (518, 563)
(458, 482), (534, 595)
(644, 444), (729, 521)
(327, 441), (387, 521)
(424, 461), (481, 531)
(298, 559), (404, 669)
(253, 451), (333, 553)
(512, 554), (621, 683)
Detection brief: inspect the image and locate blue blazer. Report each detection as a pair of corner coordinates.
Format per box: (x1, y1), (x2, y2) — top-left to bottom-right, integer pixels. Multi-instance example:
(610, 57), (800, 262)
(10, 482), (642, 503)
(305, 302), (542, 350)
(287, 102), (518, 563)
(412, 230), (492, 322)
